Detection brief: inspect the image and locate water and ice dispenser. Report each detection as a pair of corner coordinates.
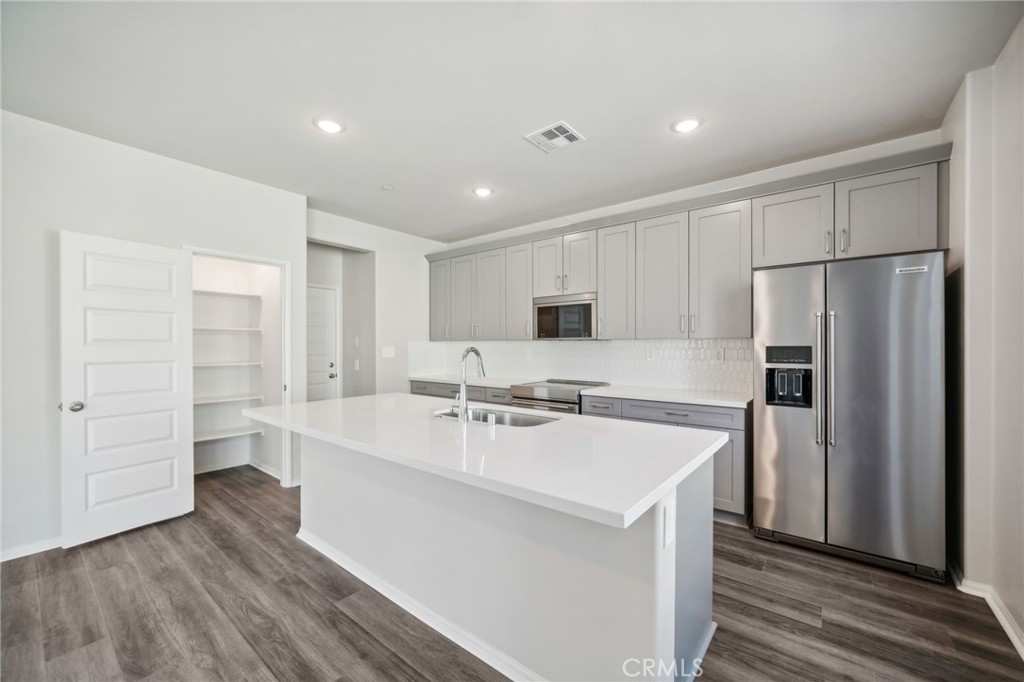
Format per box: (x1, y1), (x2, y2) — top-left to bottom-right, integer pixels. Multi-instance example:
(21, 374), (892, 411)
(764, 346), (813, 408)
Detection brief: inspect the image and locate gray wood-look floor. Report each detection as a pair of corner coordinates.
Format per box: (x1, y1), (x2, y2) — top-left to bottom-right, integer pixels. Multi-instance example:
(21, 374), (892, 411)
(0, 465), (1020, 682)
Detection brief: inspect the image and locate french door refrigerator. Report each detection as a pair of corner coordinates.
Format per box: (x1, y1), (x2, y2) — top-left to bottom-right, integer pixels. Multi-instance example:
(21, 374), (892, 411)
(752, 251), (945, 580)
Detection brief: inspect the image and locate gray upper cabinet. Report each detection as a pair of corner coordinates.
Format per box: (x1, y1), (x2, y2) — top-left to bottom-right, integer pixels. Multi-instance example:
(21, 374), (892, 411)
(562, 230), (598, 295)
(752, 184), (835, 267)
(835, 164), (937, 260)
(532, 231), (597, 297)
(450, 254), (476, 340)
(429, 259), (451, 341)
(636, 212), (689, 339)
(505, 243), (533, 340)
(449, 249), (505, 341)
(596, 223), (636, 339)
(475, 248), (506, 340)
(688, 200), (752, 339)
(532, 236), (563, 297)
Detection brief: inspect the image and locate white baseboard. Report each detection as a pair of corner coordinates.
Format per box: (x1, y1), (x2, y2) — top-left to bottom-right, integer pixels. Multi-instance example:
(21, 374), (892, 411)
(297, 527), (544, 682)
(958, 579), (1024, 663)
(247, 460), (281, 480)
(2, 537), (61, 562)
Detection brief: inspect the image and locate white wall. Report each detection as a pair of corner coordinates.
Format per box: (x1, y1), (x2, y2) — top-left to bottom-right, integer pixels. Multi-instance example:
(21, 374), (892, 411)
(942, 19), (1024, 656)
(307, 210), (444, 394)
(1, 112), (308, 556)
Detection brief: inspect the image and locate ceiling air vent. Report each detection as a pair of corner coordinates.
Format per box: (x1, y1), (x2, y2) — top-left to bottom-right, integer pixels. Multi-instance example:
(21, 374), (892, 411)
(524, 121), (585, 153)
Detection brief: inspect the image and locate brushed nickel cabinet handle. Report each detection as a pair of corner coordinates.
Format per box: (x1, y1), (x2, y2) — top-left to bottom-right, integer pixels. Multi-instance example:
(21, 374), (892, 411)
(665, 411), (690, 418)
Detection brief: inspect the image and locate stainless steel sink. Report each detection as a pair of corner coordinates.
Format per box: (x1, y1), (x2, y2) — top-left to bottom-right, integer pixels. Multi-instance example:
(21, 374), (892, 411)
(434, 407), (556, 427)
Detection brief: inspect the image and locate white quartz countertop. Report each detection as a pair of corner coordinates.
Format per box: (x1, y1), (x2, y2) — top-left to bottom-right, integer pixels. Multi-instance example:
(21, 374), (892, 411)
(409, 374), (539, 390)
(581, 385), (753, 409)
(244, 393), (726, 529)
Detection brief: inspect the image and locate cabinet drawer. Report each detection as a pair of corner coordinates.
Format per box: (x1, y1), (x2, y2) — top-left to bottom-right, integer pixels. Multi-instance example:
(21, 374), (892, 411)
(430, 383), (486, 401)
(621, 399), (744, 429)
(581, 396), (622, 418)
(485, 388), (511, 404)
(410, 381), (433, 395)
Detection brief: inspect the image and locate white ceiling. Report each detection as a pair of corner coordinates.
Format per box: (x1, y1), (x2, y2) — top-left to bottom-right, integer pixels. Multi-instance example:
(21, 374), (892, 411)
(3, 2), (1021, 243)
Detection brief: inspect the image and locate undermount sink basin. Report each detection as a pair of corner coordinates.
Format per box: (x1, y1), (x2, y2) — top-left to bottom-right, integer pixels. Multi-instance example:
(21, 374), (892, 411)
(434, 407), (556, 428)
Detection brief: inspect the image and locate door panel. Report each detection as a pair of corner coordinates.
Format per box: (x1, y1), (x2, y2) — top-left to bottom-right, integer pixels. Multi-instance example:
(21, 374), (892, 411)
(689, 200), (751, 338)
(306, 286), (339, 401)
(61, 231), (193, 547)
(636, 212), (688, 339)
(753, 264), (826, 542)
(429, 259), (451, 341)
(826, 252), (945, 569)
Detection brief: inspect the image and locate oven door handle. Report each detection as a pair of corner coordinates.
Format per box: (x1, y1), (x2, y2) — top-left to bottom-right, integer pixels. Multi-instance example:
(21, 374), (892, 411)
(510, 399), (578, 414)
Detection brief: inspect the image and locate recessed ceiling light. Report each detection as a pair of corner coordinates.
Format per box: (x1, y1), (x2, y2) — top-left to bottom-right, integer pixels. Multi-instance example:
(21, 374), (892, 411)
(313, 117), (345, 134)
(671, 116), (704, 134)
(472, 187), (494, 198)
(381, 184), (394, 191)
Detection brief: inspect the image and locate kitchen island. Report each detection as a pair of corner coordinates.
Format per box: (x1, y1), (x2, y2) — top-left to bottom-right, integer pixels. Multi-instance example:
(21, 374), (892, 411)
(244, 393), (727, 682)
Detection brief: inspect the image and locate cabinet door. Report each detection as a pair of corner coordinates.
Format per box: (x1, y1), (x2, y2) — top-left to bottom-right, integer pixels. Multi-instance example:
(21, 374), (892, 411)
(429, 259), (451, 341)
(596, 223), (635, 339)
(689, 200), (752, 339)
(532, 237), (563, 297)
(505, 243), (533, 340)
(636, 212), (688, 339)
(709, 429), (745, 514)
(835, 164), (937, 260)
(449, 254), (476, 340)
(563, 230), (598, 294)
(475, 248), (505, 340)
(752, 184), (835, 267)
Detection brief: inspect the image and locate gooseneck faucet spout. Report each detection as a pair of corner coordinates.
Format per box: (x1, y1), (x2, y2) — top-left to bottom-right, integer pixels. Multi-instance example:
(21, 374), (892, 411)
(459, 347), (486, 423)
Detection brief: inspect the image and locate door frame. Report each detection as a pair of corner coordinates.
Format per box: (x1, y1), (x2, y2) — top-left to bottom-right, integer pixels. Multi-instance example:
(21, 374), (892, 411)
(184, 246), (295, 487)
(306, 283), (342, 400)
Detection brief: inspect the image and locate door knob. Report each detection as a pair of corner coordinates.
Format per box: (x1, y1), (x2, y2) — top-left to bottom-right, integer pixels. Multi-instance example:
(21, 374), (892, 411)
(328, 373), (337, 379)
(69, 401), (85, 412)
(329, 362), (335, 368)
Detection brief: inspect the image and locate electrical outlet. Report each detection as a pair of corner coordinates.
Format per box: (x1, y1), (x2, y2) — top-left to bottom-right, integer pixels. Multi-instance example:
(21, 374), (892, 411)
(353, 359), (360, 371)
(646, 348), (655, 360)
(716, 348), (724, 362)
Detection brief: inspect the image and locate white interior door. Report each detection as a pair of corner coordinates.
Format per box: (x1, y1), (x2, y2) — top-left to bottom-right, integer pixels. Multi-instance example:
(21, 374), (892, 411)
(306, 285), (339, 401)
(60, 231), (194, 548)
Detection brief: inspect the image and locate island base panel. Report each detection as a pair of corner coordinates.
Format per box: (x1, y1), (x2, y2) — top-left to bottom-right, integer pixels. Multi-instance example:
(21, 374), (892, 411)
(297, 435), (714, 682)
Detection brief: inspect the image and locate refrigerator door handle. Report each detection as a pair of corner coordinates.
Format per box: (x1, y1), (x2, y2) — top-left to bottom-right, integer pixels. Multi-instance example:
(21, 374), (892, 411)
(815, 312), (824, 445)
(828, 310), (836, 446)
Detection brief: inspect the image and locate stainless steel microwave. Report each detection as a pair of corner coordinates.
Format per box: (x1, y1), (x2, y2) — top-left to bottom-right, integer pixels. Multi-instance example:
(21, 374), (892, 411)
(533, 293), (597, 339)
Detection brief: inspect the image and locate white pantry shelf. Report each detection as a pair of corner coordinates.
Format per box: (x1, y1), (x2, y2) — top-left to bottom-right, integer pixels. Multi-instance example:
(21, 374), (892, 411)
(194, 427), (264, 443)
(193, 289), (262, 299)
(194, 361), (263, 368)
(194, 394), (264, 406)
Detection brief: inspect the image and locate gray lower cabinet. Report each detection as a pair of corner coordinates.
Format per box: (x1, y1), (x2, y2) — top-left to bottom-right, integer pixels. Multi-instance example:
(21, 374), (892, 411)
(583, 396), (751, 517)
(835, 163), (937, 260)
(409, 381), (503, 404)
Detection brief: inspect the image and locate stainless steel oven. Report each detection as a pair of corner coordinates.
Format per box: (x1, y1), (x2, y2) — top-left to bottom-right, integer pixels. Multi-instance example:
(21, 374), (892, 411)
(533, 293), (597, 339)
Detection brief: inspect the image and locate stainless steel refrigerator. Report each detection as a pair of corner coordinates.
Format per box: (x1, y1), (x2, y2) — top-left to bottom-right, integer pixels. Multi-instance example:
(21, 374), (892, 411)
(753, 251), (945, 580)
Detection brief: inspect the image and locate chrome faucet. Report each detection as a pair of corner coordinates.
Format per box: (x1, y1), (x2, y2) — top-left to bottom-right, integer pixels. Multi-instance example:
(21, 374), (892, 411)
(459, 347), (486, 423)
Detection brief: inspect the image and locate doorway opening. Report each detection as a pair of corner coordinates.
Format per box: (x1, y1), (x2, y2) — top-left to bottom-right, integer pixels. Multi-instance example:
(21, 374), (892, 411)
(306, 242), (377, 400)
(192, 253), (289, 481)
